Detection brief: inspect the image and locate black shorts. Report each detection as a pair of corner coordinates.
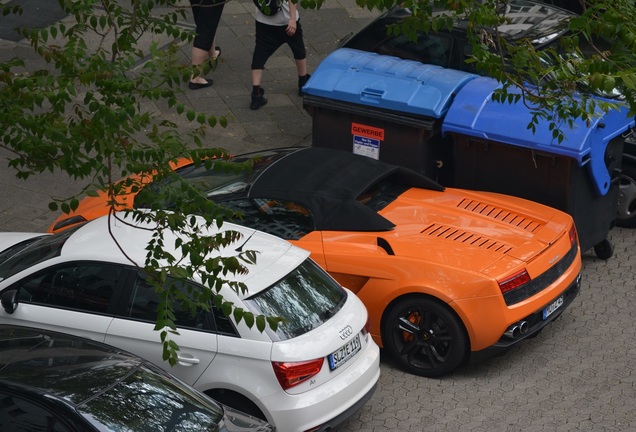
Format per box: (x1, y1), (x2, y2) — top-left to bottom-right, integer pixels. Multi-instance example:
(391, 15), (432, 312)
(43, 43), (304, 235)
(251, 20), (306, 70)
(190, 0), (225, 51)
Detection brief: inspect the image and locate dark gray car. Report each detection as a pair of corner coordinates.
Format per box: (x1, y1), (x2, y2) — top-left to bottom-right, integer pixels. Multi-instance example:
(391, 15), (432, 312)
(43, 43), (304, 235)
(0, 325), (275, 432)
(339, 0), (574, 73)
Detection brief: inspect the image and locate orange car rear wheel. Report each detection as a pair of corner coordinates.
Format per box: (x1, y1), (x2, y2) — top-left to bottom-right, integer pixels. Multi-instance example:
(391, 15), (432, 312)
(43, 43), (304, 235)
(382, 296), (468, 377)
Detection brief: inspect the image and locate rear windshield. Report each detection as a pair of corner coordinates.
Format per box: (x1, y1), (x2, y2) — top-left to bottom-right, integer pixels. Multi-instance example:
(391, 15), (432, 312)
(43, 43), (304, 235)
(0, 229), (76, 282)
(134, 149), (293, 208)
(244, 259), (347, 341)
(358, 176), (409, 212)
(79, 362), (224, 431)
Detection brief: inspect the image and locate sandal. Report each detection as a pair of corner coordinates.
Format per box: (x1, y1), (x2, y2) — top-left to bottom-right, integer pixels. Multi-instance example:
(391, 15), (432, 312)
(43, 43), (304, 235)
(188, 79), (213, 90)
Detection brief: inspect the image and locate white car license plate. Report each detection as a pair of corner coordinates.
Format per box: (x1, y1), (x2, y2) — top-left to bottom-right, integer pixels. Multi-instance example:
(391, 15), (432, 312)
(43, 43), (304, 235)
(543, 295), (564, 320)
(328, 334), (361, 371)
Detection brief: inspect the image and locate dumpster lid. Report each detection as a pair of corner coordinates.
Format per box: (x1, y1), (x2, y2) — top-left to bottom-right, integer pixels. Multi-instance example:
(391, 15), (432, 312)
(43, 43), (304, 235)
(303, 48), (478, 119)
(248, 147), (444, 232)
(442, 77), (635, 195)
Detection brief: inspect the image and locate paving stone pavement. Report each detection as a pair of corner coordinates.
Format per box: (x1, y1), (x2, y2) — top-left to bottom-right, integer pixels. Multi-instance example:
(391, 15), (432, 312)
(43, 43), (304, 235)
(1, 1), (635, 431)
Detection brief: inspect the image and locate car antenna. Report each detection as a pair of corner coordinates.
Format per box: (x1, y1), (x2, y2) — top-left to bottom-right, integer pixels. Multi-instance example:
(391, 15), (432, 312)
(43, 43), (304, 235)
(235, 230), (257, 252)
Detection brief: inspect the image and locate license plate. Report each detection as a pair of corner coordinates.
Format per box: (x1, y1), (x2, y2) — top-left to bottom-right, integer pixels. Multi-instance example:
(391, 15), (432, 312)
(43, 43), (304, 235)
(328, 334), (361, 371)
(543, 295), (564, 320)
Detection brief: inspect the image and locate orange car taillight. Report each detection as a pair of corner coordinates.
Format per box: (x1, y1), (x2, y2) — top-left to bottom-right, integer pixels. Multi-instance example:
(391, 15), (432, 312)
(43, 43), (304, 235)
(498, 269), (531, 294)
(568, 224), (578, 246)
(272, 358), (324, 390)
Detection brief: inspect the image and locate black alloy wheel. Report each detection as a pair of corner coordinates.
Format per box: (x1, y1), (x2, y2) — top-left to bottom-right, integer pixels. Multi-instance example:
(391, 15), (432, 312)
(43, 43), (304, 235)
(617, 163), (636, 228)
(382, 296), (468, 377)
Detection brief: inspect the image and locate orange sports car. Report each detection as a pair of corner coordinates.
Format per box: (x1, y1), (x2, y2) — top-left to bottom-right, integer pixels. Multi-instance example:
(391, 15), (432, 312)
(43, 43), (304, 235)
(50, 147), (582, 377)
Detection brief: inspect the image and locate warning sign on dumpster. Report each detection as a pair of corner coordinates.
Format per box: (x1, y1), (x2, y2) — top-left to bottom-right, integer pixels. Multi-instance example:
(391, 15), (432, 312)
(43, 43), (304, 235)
(351, 122), (384, 160)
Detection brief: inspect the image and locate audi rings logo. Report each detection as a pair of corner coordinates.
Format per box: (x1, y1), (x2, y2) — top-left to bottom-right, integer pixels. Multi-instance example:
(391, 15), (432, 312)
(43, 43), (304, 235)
(339, 325), (353, 340)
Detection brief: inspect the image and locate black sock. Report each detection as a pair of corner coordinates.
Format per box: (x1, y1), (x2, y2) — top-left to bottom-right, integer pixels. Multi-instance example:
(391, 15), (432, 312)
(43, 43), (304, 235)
(252, 85), (261, 96)
(298, 74), (310, 86)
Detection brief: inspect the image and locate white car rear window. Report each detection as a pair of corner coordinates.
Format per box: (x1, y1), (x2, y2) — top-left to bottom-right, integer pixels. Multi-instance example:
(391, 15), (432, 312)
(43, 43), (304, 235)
(244, 259), (347, 341)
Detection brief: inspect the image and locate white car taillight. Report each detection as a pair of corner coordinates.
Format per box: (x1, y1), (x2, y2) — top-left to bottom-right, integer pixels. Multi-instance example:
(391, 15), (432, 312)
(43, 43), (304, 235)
(272, 358), (325, 390)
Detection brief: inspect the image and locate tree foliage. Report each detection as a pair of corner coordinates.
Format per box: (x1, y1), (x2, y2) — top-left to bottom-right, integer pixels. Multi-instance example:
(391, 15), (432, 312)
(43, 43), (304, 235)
(0, 0), (281, 365)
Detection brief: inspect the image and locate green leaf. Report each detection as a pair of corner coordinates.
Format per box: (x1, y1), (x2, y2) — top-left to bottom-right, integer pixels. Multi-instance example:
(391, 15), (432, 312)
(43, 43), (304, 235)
(267, 316), (280, 332)
(244, 312), (255, 328)
(256, 314), (266, 332)
(233, 308), (243, 324)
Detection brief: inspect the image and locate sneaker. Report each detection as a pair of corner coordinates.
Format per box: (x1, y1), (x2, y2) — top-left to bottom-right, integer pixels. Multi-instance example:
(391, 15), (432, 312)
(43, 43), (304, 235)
(298, 74), (311, 97)
(250, 90), (268, 110)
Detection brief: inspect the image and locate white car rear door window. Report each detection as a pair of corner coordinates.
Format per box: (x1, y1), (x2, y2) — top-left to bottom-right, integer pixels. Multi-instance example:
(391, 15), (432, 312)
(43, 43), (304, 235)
(105, 273), (219, 386)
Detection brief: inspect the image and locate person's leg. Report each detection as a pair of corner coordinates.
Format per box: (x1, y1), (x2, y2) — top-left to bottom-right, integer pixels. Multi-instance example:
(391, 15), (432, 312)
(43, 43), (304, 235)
(189, 0), (225, 87)
(288, 21), (310, 95)
(206, 3), (225, 63)
(295, 58), (310, 95)
(210, 43), (221, 61)
(250, 22), (283, 109)
(295, 59), (307, 77)
(251, 69), (264, 88)
(250, 69), (267, 110)
(189, 1), (211, 86)
(191, 46), (211, 86)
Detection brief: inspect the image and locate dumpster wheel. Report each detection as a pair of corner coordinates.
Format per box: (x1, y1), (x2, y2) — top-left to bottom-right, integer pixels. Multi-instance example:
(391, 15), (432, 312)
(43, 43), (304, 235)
(593, 239), (614, 260)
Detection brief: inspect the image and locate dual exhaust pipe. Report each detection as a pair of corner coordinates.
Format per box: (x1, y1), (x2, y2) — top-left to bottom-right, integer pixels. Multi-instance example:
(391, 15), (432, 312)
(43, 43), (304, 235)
(504, 320), (529, 339)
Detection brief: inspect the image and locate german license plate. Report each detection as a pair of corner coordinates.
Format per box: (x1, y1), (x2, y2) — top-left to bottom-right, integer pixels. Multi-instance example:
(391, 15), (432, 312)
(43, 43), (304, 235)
(543, 295), (564, 320)
(328, 334), (361, 371)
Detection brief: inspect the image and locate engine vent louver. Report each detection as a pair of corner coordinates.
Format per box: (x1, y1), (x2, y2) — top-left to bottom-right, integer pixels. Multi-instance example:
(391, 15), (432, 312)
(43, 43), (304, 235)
(457, 199), (542, 233)
(421, 224), (512, 254)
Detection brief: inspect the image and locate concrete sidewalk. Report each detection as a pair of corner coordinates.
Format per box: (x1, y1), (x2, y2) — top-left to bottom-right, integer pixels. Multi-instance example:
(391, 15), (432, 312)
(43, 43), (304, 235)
(173, 0), (377, 153)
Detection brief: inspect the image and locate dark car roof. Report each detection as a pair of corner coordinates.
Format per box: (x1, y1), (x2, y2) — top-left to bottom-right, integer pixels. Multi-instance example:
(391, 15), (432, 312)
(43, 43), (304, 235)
(0, 325), (142, 406)
(445, 0), (574, 43)
(358, 0), (574, 47)
(247, 147), (444, 232)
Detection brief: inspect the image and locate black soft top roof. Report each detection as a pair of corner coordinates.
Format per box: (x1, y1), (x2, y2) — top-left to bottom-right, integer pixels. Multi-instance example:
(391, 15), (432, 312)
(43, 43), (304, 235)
(247, 147), (444, 232)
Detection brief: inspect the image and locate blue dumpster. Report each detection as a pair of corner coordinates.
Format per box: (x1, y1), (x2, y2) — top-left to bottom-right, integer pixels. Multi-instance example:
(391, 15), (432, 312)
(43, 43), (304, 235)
(303, 48), (478, 182)
(442, 76), (635, 258)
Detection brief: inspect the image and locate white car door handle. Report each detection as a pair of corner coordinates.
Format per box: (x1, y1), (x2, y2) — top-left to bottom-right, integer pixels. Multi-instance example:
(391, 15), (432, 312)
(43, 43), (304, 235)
(177, 354), (200, 366)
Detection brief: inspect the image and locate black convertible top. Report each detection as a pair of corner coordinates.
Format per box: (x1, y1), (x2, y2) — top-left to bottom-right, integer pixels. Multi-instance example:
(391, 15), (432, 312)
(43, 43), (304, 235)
(248, 147), (444, 232)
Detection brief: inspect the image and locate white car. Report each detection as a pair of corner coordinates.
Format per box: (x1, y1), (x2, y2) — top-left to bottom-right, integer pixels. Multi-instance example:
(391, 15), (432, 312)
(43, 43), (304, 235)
(0, 213), (380, 432)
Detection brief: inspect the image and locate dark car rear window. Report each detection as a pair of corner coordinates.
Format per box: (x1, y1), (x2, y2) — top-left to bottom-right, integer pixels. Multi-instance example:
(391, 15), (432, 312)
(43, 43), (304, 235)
(79, 362), (224, 431)
(244, 259), (347, 341)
